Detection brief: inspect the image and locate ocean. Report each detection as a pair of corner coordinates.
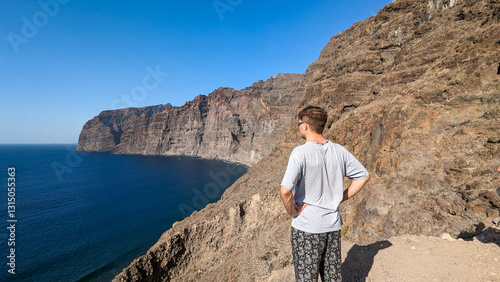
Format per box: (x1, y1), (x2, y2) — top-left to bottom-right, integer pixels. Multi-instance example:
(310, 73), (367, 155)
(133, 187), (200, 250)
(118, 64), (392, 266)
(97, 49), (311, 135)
(0, 144), (247, 281)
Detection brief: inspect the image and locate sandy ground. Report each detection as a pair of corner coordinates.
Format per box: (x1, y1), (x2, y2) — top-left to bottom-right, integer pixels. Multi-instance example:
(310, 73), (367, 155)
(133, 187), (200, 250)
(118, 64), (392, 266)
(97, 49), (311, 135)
(264, 235), (500, 282)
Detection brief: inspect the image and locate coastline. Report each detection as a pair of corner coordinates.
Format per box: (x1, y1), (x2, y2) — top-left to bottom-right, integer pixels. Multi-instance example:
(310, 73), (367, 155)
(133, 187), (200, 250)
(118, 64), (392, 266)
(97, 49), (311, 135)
(0, 145), (247, 281)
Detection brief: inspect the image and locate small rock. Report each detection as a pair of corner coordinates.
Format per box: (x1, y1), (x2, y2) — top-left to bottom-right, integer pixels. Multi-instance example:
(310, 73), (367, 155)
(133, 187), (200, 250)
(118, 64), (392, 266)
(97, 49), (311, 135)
(440, 233), (455, 241)
(475, 233), (487, 242)
(493, 217), (500, 227)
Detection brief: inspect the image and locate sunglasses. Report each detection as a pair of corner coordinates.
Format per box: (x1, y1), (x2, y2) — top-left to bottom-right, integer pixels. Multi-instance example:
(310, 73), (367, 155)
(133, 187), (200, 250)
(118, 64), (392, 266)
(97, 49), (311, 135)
(298, 121), (309, 126)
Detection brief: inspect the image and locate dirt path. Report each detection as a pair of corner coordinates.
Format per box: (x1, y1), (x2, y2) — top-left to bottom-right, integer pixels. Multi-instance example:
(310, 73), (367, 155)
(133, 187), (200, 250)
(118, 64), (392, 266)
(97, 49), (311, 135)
(265, 235), (500, 282)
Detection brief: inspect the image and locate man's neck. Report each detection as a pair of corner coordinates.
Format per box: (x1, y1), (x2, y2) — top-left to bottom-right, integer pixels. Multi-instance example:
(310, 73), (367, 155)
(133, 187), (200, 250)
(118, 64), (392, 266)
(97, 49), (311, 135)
(306, 133), (327, 143)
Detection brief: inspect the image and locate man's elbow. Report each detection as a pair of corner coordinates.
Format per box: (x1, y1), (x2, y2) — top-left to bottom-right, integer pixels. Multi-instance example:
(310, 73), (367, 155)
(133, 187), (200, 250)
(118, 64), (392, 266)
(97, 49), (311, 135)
(365, 174), (371, 182)
(280, 185), (292, 197)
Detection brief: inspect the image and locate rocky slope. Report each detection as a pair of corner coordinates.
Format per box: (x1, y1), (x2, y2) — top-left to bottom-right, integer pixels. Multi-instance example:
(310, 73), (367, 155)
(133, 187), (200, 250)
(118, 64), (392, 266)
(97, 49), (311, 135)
(113, 0), (499, 280)
(76, 73), (303, 166)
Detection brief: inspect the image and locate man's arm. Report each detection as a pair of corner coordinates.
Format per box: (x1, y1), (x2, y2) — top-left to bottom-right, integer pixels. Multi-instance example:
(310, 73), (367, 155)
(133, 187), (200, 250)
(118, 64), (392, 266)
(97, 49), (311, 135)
(280, 186), (307, 217)
(341, 175), (370, 203)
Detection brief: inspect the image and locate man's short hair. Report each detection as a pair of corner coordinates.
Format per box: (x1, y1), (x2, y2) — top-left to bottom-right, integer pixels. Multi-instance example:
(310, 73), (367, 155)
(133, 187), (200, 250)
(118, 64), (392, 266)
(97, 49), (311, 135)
(298, 106), (328, 134)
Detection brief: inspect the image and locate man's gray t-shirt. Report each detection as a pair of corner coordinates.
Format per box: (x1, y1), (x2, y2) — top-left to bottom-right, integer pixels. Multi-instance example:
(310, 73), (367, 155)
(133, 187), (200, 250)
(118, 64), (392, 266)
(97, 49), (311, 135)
(281, 140), (369, 233)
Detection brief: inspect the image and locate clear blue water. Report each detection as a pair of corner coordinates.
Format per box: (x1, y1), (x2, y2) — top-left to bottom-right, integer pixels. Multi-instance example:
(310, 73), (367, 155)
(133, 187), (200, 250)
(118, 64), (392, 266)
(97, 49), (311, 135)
(0, 144), (246, 281)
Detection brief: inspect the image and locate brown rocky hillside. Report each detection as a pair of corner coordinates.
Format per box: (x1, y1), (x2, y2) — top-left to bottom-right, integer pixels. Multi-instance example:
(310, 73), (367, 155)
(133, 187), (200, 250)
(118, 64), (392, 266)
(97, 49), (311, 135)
(112, 0), (499, 280)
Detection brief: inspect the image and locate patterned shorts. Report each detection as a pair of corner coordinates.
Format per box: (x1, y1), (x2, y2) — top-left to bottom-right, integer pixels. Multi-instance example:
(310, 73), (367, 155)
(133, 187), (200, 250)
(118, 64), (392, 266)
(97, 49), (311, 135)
(291, 227), (342, 282)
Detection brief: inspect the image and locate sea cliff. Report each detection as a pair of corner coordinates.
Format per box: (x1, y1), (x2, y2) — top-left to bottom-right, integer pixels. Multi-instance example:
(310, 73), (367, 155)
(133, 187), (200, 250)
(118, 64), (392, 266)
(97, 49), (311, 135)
(76, 73), (303, 167)
(80, 0), (500, 280)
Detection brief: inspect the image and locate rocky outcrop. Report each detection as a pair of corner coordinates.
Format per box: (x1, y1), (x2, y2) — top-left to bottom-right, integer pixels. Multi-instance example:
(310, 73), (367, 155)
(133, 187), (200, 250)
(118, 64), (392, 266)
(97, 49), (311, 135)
(76, 104), (171, 152)
(299, 0), (500, 242)
(76, 73), (303, 166)
(114, 0), (500, 280)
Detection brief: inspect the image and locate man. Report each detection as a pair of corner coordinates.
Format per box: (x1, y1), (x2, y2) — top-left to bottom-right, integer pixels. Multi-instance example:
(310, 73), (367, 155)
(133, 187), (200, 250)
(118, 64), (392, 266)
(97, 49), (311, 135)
(280, 106), (370, 281)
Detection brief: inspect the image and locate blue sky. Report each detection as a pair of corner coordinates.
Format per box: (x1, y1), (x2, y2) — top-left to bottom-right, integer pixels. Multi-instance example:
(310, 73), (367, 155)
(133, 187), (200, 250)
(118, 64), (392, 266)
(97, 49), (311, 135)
(0, 0), (392, 144)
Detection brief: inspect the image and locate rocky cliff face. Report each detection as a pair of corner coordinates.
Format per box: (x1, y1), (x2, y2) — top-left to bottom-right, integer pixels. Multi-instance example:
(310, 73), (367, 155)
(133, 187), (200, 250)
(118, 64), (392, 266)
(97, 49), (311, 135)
(113, 0), (500, 280)
(76, 104), (171, 152)
(76, 73), (303, 166)
(299, 0), (500, 242)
